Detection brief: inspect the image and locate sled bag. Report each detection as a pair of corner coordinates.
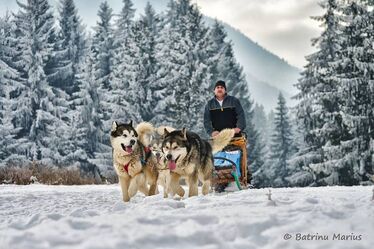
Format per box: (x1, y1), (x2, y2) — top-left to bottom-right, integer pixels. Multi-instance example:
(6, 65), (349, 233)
(213, 150), (241, 177)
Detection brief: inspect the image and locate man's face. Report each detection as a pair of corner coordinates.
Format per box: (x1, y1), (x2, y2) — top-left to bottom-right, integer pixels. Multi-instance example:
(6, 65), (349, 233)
(214, 85), (226, 98)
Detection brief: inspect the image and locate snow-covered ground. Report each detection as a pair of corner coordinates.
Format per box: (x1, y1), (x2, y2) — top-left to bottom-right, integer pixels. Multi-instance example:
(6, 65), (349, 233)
(0, 184), (373, 249)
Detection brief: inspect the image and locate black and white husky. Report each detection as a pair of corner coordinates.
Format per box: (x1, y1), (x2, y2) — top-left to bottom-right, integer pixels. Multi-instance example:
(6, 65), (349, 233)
(162, 128), (234, 197)
(148, 126), (175, 198)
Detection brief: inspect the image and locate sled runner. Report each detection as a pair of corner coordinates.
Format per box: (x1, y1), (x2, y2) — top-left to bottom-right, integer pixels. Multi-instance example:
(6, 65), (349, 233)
(212, 135), (249, 190)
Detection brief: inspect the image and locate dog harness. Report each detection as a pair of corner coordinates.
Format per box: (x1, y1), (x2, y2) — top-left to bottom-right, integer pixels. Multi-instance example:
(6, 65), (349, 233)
(123, 163), (130, 174)
(141, 146), (152, 166)
(123, 146), (152, 174)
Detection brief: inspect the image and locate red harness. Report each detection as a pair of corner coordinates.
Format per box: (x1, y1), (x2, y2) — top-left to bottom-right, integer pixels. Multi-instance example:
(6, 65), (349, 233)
(144, 146), (151, 154)
(123, 163), (130, 173)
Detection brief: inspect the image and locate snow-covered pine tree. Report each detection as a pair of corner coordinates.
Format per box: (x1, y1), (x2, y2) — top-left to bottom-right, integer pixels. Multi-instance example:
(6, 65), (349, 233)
(252, 103), (268, 173)
(155, 0), (191, 128)
(234, 80), (264, 180)
(0, 12), (33, 165)
(71, 46), (112, 177)
(180, 0), (211, 135)
(117, 2), (161, 124)
(292, 0), (348, 186)
(334, 0), (374, 184)
(137, 2), (161, 122)
(253, 104), (267, 140)
(116, 24), (143, 124)
(367, 0), (374, 182)
(295, 0), (374, 186)
(113, 0), (135, 46)
(150, 1), (182, 127)
(206, 20), (256, 105)
(11, 3), (41, 141)
(152, 0), (210, 134)
(49, 0), (88, 166)
(35, 0), (71, 97)
(285, 108), (316, 187)
(55, 0), (86, 95)
(254, 93), (293, 187)
(289, 109), (305, 154)
(88, 2), (117, 172)
(265, 110), (275, 151)
(206, 20), (240, 90)
(0, 13), (21, 164)
(110, 0), (135, 93)
(92, 3), (115, 129)
(72, 49), (97, 158)
(11, 0), (70, 165)
(269, 93), (293, 186)
(107, 0), (139, 124)
(92, 0), (115, 98)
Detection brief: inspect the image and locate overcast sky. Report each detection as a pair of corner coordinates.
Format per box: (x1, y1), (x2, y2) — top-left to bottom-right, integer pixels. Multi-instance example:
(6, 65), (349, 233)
(195, 0), (324, 68)
(0, 0), (324, 68)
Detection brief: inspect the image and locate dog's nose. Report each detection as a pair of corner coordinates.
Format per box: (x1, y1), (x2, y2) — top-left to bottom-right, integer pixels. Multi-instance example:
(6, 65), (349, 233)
(130, 139), (135, 145)
(156, 152), (161, 157)
(166, 154), (172, 160)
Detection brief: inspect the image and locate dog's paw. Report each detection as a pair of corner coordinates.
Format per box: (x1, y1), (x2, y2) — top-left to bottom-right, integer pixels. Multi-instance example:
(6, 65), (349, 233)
(123, 195), (130, 202)
(176, 187), (185, 198)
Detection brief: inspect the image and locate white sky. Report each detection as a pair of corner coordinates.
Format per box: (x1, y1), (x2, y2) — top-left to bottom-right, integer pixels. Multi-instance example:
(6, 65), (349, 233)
(194, 0), (324, 68)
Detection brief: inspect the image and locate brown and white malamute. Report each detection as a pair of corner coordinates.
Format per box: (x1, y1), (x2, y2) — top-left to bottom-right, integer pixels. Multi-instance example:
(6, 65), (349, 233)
(110, 121), (158, 202)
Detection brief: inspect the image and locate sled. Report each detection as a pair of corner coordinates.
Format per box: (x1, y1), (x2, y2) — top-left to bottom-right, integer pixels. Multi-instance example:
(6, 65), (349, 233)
(212, 135), (249, 190)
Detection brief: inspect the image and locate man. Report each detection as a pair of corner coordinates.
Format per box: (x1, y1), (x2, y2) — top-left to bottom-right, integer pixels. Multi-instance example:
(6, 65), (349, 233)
(204, 80), (246, 137)
(204, 80), (247, 192)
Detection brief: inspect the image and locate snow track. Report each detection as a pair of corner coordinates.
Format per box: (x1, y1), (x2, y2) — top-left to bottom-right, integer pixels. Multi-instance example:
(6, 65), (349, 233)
(0, 185), (373, 249)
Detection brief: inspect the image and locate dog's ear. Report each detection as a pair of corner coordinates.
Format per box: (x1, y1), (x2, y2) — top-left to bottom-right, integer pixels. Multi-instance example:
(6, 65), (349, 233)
(111, 121), (118, 132)
(181, 127), (187, 140)
(162, 128), (171, 137)
(128, 120), (133, 127)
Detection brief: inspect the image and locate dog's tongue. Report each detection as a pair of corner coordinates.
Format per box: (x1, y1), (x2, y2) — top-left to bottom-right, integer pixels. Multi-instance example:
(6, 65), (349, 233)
(168, 160), (176, 170)
(126, 146), (133, 153)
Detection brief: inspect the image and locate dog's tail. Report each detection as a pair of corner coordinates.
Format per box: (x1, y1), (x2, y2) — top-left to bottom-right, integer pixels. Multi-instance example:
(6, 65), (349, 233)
(211, 129), (235, 154)
(155, 126), (175, 136)
(136, 122), (154, 146)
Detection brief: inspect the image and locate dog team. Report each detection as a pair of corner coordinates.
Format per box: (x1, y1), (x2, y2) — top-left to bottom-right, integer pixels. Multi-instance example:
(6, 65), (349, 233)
(110, 121), (235, 202)
(110, 80), (246, 202)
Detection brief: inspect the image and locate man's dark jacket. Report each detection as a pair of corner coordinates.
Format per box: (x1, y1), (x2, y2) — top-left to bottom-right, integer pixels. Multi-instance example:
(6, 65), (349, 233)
(204, 95), (246, 135)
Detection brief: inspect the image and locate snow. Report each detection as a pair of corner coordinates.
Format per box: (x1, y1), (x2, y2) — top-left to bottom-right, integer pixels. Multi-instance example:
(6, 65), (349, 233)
(1, 185), (373, 249)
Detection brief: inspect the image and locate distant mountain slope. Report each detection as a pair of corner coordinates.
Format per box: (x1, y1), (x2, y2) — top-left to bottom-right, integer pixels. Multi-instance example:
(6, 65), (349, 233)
(204, 17), (301, 111)
(246, 74), (295, 112)
(220, 20), (302, 93)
